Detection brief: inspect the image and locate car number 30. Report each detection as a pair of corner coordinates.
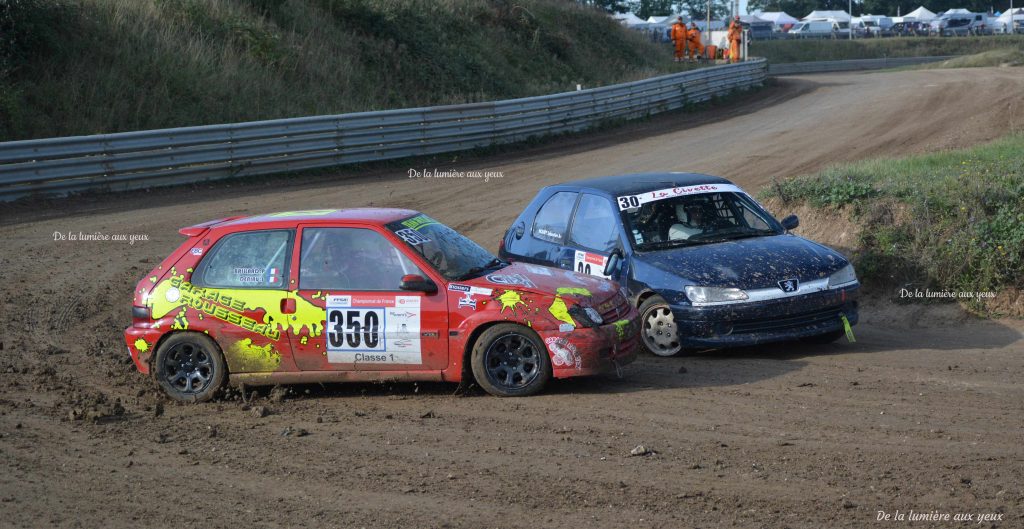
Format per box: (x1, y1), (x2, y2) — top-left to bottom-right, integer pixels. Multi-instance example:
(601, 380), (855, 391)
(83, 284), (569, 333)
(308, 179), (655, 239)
(328, 309), (382, 350)
(617, 196), (640, 210)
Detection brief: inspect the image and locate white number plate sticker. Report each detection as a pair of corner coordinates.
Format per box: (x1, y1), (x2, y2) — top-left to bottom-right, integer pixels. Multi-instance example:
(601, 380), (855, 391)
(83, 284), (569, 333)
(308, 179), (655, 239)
(325, 295), (421, 364)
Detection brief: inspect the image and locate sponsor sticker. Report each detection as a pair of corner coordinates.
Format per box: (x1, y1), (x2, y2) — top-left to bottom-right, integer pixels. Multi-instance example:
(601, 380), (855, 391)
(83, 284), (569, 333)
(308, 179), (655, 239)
(448, 284), (493, 296)
(573, 251), (610, 279)
(616, 183), (747, 211)
(486, 273), (536, 288)
(523, 264), (553, 276)
(545, 337), (581, 370)
(395, 228), (431, 246)
(325, 295), (422, 364)
(457, 293), (477, 310)
(190, 247), (203, 256)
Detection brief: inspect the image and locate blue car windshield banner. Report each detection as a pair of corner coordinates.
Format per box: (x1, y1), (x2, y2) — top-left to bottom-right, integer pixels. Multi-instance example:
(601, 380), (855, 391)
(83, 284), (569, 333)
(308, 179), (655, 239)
(616, 183), (747, 211)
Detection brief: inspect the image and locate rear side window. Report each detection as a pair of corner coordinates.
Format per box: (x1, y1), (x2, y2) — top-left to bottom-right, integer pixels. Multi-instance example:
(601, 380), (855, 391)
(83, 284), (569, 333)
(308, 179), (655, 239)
(569, 194), (620, 252)
(532, 191), (577, 243)
(195, 230), (291, 289)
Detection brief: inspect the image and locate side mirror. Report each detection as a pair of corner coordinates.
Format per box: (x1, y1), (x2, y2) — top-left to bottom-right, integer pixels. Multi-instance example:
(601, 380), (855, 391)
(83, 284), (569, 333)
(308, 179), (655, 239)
(780, 214), (799, 231)
(400, 274), (437, 294)
(603, 249), (623, 277)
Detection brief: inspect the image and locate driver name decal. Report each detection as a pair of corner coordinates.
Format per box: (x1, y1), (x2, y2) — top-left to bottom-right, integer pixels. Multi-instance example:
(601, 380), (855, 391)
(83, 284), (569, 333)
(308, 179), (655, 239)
(617, 183), (747, 210)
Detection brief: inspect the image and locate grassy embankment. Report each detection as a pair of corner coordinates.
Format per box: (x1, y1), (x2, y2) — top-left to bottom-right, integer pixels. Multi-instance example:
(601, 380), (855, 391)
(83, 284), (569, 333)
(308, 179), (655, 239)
(751, 35), (1024, 63)
(762, 134), (1024, 315)
(0, 0), (690, 141)
(913, 47), (1024, 68)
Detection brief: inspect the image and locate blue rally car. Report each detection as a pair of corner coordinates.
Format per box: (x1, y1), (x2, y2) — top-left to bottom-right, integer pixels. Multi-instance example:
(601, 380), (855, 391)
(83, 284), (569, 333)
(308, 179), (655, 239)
(499, 173), (859, 356)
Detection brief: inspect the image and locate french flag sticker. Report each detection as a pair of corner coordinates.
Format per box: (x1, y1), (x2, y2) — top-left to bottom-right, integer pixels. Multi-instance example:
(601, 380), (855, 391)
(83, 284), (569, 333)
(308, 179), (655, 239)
(268, 267), (279, 284)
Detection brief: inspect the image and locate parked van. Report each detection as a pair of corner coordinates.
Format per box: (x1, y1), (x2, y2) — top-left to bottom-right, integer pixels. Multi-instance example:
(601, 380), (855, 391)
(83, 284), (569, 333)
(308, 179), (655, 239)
(789, 20), (835, 37)
(931, 13), (990, 36)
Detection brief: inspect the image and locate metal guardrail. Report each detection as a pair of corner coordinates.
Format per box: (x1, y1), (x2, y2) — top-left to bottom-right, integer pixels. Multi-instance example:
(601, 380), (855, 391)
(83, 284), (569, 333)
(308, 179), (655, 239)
(0, 59), (767, 201)
(768, 56), (955, 75)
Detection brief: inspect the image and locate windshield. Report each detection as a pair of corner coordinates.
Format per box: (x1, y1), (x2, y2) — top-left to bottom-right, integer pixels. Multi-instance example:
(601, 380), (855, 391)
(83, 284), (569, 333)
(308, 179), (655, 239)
(386, 214), (504, 280)
(621, 191), (781, 251)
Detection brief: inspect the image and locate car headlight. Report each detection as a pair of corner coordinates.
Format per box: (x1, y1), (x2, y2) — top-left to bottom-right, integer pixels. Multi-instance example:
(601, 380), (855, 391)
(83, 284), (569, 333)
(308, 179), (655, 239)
(827, 264), (858, 288)
(684, 286), (748, 304)
(567, 305), (603, 328)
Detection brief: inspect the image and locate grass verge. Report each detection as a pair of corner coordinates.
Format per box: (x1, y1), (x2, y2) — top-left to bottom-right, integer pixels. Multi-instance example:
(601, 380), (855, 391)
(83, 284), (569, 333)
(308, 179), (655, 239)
(761, 133), (1024, 315)
(912, 47), (1024, 69)
(0, 0), (695, 141)
(752, 35), (1024, 63)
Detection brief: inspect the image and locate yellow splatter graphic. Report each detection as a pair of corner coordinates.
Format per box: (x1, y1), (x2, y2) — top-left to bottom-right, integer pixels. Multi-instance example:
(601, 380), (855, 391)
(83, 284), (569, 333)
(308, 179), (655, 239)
(147, 276), (324, 340)
(613, 319), (630, 341)
(497, 290), (526, 314)
(556, 287), (592, 297)
(300, 336), (308, 345)
(548, 296), (576, 327)
(171, 307), (189, 330)
(133, 338), (149, 353)
(226, 338), (282, 372)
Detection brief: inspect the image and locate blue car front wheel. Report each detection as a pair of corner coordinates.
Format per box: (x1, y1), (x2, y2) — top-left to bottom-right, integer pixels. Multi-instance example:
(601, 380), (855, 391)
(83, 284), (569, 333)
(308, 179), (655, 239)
(639, 296), (683, 357)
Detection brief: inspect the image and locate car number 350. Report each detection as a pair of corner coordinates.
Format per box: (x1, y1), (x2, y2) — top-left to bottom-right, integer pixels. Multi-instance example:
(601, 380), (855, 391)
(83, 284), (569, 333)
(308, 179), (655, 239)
(328, 308), (383, 350)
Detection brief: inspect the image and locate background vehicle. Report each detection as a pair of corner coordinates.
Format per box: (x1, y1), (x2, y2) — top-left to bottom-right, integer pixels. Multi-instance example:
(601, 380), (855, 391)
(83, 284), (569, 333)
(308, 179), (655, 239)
(789, 20), (836, 38)
(931, 13), (990, 36)
(500, 174), (860, 357)
(741, 20), (775, 40)
(891, 21), (930, 36)
(124, 209), (638, 401)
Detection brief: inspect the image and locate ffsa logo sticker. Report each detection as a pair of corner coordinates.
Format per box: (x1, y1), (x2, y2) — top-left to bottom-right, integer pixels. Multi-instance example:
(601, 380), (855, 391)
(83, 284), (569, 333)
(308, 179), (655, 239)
(777, 278), (799, 293)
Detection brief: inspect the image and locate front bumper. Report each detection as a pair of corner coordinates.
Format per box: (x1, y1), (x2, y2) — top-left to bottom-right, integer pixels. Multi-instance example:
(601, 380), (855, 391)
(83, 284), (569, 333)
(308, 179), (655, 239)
(538, 309), (640, 378)
(125, 325), (163, 375)
(671, 284), (859, 348)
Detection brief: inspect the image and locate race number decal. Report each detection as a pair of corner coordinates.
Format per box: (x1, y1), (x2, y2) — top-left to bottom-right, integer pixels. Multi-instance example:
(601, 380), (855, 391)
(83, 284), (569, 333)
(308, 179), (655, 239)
(574, 250), (610, 279)
(325, 295), (421, 364)
(617, 183), (747, 210)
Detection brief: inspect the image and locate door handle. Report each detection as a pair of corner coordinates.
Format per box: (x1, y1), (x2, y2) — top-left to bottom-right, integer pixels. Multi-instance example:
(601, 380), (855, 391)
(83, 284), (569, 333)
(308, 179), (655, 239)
(280, 298), (296, 315)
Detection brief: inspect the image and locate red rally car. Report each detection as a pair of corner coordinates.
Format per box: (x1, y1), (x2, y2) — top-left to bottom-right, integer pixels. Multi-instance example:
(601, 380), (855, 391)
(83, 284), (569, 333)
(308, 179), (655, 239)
(125, 209), (639, 401)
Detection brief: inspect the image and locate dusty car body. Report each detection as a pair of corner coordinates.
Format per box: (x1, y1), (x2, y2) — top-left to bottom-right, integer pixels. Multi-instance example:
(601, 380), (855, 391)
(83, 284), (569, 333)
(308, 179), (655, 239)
(500, 173), (860, 356)
(125, 209), (638, 401)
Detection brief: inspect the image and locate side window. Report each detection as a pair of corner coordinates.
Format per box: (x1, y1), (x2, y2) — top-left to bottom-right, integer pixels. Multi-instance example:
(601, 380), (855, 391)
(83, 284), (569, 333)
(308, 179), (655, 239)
(532, 191), (577, 243)
(299, 227), (422, 291)
(195, 230), (291, 289)
(568, 194), (620, 252)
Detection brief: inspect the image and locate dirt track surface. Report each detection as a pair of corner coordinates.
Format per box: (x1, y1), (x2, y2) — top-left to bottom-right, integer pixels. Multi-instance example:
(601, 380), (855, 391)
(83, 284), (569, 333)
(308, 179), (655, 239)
(2, 67), (1023, 528)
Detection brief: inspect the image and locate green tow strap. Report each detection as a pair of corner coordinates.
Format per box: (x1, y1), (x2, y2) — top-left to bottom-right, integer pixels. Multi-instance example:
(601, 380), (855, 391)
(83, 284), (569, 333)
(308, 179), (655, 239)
(840, 313), (855, 343)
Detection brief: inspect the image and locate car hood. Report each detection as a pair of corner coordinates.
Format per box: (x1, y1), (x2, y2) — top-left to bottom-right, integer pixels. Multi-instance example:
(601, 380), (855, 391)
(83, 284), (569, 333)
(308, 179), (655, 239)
(637, 234), (846, 289)
(459, 262), (618, 306)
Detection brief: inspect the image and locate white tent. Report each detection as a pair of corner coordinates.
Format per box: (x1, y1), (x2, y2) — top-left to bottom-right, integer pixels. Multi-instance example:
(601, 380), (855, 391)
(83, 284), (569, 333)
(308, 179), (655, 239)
(996, 7), (1024, 32)
(754, 11), (800, 27)
(613, 12), (648, 26)
(903, 6), (937, 20)
(941, 8), (973, 16)
(804, 10), (851, 22)
(998, 7), (1024, 20)
(647, 15), (679, 24)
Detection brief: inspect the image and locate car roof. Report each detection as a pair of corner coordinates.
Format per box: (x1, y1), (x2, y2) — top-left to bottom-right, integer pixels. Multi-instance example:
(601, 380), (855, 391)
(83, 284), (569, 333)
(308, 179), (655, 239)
(210, 208), (420, 229)
(545, 172), (735, 197)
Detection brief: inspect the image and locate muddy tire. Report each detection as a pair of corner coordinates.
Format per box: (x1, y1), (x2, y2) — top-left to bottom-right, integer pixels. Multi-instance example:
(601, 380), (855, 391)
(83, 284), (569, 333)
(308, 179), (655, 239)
(800, 329), (845, 345)
(640, 296), (683, 357)
(471, 324), (551, 397)
(153, 333), (226, 403)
